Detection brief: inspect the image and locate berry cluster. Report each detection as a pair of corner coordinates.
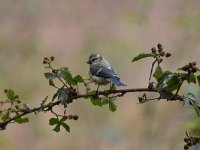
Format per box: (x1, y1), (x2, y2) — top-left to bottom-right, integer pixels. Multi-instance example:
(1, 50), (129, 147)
(182, 62), (198, 74)
(151, 43), (171, 58)
(43, 56), (55, 64)
(184, 136), (200, 150)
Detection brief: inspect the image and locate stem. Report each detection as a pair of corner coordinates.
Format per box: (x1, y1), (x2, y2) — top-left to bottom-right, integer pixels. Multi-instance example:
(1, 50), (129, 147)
(149, 59), (157, 82)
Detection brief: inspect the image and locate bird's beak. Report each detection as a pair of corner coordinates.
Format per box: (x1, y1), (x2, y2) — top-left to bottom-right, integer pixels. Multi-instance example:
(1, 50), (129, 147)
(86, 60), (91, 64)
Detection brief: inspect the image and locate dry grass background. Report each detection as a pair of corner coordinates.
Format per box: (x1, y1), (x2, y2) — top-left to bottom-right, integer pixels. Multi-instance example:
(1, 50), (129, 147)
(0, 0), (200, 150)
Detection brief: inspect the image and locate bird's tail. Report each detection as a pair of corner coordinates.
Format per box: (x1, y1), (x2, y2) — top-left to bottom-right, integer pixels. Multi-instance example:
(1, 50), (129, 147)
(109, 77), (126, 86)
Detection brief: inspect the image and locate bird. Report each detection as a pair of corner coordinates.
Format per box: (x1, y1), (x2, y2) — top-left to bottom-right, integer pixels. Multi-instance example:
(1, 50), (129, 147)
(86, 53), (126, 91)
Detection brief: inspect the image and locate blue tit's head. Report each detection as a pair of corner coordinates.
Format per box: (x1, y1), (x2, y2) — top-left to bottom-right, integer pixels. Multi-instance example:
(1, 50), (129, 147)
(86, 53), (103, 65)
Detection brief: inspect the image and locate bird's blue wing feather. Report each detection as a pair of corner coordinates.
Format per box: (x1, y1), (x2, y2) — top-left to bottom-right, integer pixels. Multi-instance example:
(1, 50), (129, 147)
(91, 67), (117, 78)
(90, 66), (126, 86)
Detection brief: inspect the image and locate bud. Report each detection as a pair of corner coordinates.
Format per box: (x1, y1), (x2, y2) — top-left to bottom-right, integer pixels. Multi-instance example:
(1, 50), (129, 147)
(49, 80), (55, 86)
(16, 99), (21, 104)
(151, 47), (157, 54)
(166, 53), (171, 57)
(158, 49), (163, 53)
(188, 68), (193, 73)
(138, 97), (143, 103)
(68, 115), (73, 119)
(4, 89), (7, 93)
(50, 56), (55, 61)
(184, 145), (189, 150)
(187, 142), (192, 146)
(14, 95), (19, 99)
(184, 138), (189, 142)
(157, 43), (163, 49)
(148, 82), (154, 90)
(182, 65), (189, 71)
(192, 67), (197, 73)
(160, 51), (166, 57)
(193, 61), (197, 66)
(44, 57), (48, 60)
(15, 105), (19, 109)
(189, 62), (193, 67)
(73, 115), (78, 120)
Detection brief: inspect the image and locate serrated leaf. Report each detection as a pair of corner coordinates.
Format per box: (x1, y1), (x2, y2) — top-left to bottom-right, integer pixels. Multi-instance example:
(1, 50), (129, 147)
(44, 72), (57, 80)
(197, 75), (200, 87)
(53, 124), (61, 132)
(6, 88), (15, 102)
(187, 73), (196, 84)
(15, 117), (29, 124)
(49, 118), (59, 125)
(74, 75), (84, 83)
(61, 122), (70, 132)
(153, 66), (163, 81)
(1, 111), (9, 121)
(108, 101), (117, 112)
(132, 53), (154, 62)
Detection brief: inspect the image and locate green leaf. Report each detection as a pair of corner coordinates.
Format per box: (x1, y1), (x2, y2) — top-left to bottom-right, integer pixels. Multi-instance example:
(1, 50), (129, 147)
(163, 71), (172, 75)
(6, 88), (15, 102)
(160, 90), (174, 100)
(108, 101), (117, 112)
(165, 75), (180, 92)
(60, 68), (76, 86)
(101, 99), (109, 105)
(44, 72), (57, 80)
(132, 53), (154, 62)
(61, 122), (70, 132)
(60, 116), (67, 122)
(90, 96), (102, 107)
(15, 117), (29, 124)
(156, 74), (180, 92)
(153, 66), (163, 81)
(1, 111), (9, 121)
(197, 75), (200, 87)
(187, 73), (196, 84)
(74, 75), (84, 83)
(49, 118), (59, 125)
(53, 124), (61, 132)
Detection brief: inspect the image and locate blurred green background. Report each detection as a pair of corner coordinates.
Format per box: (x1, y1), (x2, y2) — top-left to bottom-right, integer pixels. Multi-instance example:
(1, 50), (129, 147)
(0, 0), (200, 150)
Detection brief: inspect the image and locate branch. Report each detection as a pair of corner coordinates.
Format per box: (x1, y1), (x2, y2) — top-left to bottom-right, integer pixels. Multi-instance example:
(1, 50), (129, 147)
(0, 87), (184, 130)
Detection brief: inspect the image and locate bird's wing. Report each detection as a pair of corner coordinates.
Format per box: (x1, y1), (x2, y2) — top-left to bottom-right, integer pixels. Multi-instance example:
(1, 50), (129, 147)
(90, 66), (118, 78)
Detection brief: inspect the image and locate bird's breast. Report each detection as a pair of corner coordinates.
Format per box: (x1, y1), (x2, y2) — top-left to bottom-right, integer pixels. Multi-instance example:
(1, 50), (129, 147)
(90, 75), (109, 85)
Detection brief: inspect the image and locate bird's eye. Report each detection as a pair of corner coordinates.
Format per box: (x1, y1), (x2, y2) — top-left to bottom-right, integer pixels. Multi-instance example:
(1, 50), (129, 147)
(91, 58), (97, 61)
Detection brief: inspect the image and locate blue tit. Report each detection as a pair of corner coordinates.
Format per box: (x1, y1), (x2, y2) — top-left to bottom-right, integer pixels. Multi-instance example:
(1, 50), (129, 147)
(86, 53), (126, 89)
